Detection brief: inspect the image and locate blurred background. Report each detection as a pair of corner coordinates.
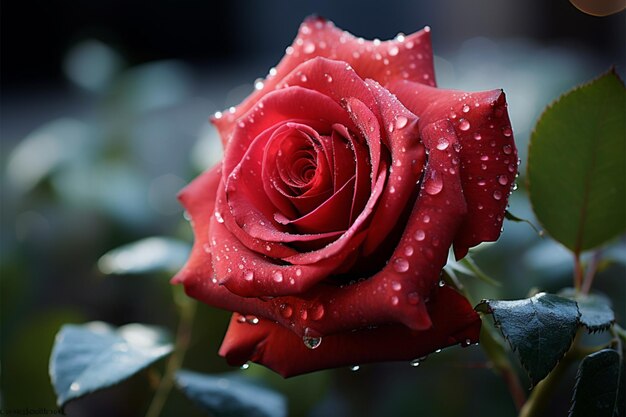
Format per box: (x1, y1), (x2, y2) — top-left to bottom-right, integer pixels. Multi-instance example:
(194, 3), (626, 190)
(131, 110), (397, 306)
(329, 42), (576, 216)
(1, 1), (624, 416)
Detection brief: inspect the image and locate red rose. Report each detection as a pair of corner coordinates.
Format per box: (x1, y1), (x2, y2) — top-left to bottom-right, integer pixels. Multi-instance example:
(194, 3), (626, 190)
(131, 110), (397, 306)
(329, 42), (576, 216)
(173, 17), (517, 377)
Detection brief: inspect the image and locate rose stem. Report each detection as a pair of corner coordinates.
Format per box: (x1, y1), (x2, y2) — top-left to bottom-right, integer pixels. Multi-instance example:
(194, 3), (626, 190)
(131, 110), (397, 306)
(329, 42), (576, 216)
(581, 249), (602, 294)
(479, 324), (527, 411)
(145, 286), (197, 417)
(448, 275), (527, 410)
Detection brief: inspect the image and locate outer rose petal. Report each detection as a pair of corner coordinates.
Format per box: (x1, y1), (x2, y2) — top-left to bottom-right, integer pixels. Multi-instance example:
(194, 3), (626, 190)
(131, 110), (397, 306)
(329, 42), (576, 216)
(219, 286), (480, 378)
(388, 81), (518, 258)
(213, 17), (435, 147)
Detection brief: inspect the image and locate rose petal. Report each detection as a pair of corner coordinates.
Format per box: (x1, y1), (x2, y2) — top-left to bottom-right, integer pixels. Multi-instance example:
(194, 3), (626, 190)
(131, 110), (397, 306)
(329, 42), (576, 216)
(213, 17), (435, 147)
(388, 81), (518, 258)
(360, 79), (427, 255)
(218, 285), (480, 377)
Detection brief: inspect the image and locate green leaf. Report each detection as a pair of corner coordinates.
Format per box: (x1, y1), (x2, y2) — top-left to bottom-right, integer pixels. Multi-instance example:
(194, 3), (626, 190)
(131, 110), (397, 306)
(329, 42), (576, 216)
(476, 293), (580, 385)
(569, 349), (622, 417)
(528, 69), (626, 254)
(560, 288), (615, 332)
(49, 322), (173, 406)
(97, 237), (191, 275)
(175, 370), (287, 417)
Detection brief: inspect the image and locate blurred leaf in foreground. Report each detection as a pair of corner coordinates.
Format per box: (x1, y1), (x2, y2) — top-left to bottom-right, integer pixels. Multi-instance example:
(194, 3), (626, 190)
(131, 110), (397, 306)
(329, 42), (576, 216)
(175, 370), (287, 417)
(49, 322), (173, 406)
(569, 349), (622, 417)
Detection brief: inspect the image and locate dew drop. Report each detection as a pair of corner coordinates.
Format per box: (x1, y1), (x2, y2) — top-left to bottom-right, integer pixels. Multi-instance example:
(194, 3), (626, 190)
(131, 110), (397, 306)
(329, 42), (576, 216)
(392, 281), (402, 291)
(503, 144), (513, 155)
(493, 190), (503, 200)
(438, 279), (445, 287)
(279, 303), (293, 318)
(473, 132), (482, 141)
(244, 270), (254, 281)
(254, 79), (264, 90)
(303, 42), (316, 54)
(311, 304), (325, 320)
(240, 363), (250, 370)
(424, 171), (443, 195)
(300, 74), (308, 82)
(214, 211), (225, 223)
(389, 45), (399, 56)
(395, 115), (409, 129)
(273, 271), (284, 283)
(350, 365), (361, 372)
(502, 126), (512, 137)
(214, 111), (223, 120)
(295, 268), (302, 277)
(407, 292), (420, 305)
(70, 382), (80, 392)
(458, 119), (471, 131)
(404, 245), (414, 256)
(436, 138), (449, 150)
(324, 73), (333, 83)
(435, 349), (442, 353)
(498, 175), (509, 185)
(423, 215), (431, 223)
(393, 258), (409, 273)
(303, 328), (322, 349)
(410, 359), (421, 367)
(391, 295), (400, 305)
(414, 230), (426, 241)
(246, 315), (260, 325)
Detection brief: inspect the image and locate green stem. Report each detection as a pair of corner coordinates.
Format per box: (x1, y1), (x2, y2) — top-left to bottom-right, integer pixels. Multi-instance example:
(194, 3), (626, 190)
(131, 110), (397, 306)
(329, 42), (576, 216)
(480, 324), (527, 411)
(145, 296), (197, 417)
(573, 253), (583, 292)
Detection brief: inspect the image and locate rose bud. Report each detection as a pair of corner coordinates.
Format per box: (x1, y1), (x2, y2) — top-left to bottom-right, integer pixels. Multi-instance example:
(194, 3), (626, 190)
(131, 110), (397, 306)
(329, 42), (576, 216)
(173, 17), (517, 377)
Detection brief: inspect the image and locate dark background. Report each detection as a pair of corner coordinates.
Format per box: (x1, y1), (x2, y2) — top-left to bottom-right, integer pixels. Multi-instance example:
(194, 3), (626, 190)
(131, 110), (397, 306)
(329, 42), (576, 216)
(1, 1), (625, 416)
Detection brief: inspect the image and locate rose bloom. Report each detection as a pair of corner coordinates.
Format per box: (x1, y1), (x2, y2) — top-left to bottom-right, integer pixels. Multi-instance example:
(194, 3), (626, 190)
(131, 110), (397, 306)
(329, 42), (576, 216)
(173, 17), (517, 377)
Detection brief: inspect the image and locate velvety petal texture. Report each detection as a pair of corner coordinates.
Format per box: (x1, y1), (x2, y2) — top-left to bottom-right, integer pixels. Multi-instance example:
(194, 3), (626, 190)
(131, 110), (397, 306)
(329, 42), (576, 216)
(173, 18), (517, 377)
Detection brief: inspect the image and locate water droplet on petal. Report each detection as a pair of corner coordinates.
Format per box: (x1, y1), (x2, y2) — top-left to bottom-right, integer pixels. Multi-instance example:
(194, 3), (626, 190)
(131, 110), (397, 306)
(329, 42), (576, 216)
(410, 359), (421, 367)
(214, 111), (223, 119)
(389, 45), (399, 56)
(393, 258), (409, 273)
(391, 295), (400, 305)
(350, 365), (361, 372)
(392, 281), (402, 291)
(424, 171), (443, 195)
(244, 270), (254, 281)
(438, 279), (445, 287)
(435, 349), (442, 353)
(423, 215), (431, 223)
(395, 115), (408, 129)
(404, 245), (414, 256)
(462, 104), (470, 113)
(295, 268), (302, 276)
(254, 79), (264, 90)
(502, 126), (512, 137)
(473, 132), (482, 141)
(273, 271), (284, 283)
(311, 304), (325, 320)
(503, 144), (513, 155)
(279, 303), (293, 318)
(407, 292), (420, 305)
(303, 328), (322, 349)
(324, 73), (333, 83)
(303, 42), (316, 54)
(498, 175), (509, 185)
(300, 74), (308, 82)
(458, 119), (471, 131)
(214, 211), (225, 223)
(493, 190), (503, 200)
(436, 138), (449, 150)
